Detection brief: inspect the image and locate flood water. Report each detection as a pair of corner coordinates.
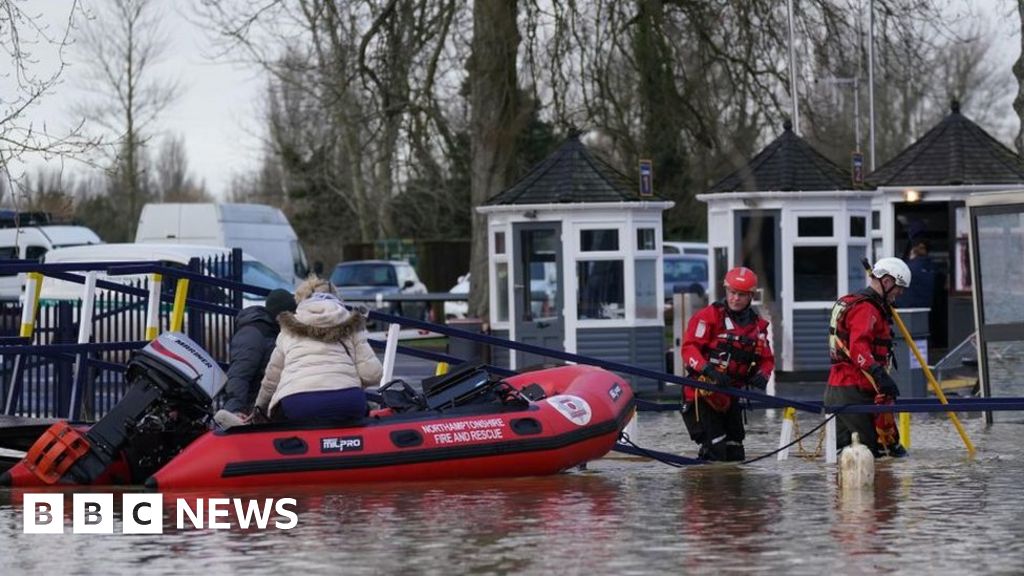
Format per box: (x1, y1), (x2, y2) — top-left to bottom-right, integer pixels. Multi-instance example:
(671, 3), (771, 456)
(1, 408), (1022, 575)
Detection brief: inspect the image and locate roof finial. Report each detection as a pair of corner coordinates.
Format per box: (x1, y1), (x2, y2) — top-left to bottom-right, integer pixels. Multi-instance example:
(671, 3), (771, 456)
(783, 119), (793, 132)
(951, 99), (961, 114)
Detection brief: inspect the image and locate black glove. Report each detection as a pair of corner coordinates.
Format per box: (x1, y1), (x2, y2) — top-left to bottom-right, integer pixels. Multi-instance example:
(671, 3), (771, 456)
(747, 372), (768, 390)
(701, 364), (731, 388)
(869, 365), (900, 398)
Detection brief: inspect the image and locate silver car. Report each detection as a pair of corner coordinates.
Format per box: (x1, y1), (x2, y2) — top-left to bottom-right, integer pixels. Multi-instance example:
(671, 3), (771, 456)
(330, 260), (428, 319)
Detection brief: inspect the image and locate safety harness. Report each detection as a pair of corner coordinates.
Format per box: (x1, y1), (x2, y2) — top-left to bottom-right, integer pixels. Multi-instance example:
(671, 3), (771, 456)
(827, 291), (895, 368)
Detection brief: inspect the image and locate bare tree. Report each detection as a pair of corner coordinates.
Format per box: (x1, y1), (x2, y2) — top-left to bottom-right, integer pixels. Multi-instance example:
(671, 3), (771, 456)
(153, 134), (211, 202)
(0, 1), (96, 207)
(1016, 0), (1024, 156)
(75, 0), (180, 237)
(22, 168), (77, 218)
(196, 0), (465, 244)
(467, 0), (523, 318)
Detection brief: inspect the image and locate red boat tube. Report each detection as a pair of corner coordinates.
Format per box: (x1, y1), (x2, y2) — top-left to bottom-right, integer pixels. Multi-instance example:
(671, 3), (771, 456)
(148, 364), (634, 490)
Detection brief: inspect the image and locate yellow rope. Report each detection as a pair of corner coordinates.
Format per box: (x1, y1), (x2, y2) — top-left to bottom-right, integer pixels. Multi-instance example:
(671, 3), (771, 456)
(789, 414), (825, 459)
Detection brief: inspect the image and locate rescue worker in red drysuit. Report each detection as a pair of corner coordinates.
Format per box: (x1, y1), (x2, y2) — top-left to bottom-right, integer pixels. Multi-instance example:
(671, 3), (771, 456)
(825, 257), (908, 458)
(680, 267), (775, 461)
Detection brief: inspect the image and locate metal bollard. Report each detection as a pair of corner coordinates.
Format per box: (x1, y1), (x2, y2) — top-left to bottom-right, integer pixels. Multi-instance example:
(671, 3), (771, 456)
(777, 407), (796, 461)
(379, 323), (401, 385)
(899, 412), (911, 449)
(825, 415), (837, 464)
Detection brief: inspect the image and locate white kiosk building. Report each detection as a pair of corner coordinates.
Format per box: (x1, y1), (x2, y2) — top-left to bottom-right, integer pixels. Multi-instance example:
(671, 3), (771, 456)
(865, 101), (1024, 354)
(696, 104), (1024, 375)
(697, 121), (871, 372)
(477, 134), (674, 393)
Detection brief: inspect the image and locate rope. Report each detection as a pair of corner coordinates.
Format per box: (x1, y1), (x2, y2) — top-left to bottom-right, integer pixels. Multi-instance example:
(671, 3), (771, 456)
(741, 413), (837, 465)
(788, 413), (825, 459)
(614, 432), (703, 467)
(614, 413), (837, 469)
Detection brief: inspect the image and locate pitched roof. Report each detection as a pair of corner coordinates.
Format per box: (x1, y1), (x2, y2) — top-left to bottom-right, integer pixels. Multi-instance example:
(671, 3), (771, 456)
(867, 101), (1024, 187)
(706, 121), (854, 193)
(484, 134), (659, 205)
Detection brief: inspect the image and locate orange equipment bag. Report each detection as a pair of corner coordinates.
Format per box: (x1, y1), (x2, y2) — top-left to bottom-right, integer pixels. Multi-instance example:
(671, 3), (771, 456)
(23, 421), (91, 485)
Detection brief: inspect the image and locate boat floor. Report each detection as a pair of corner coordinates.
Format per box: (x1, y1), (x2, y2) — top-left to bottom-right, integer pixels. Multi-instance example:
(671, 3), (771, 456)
(0, 415), (62, 452)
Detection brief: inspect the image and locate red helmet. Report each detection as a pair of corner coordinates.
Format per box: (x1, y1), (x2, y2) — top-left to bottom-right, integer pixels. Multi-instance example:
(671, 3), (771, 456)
(724, 267), (758, 293)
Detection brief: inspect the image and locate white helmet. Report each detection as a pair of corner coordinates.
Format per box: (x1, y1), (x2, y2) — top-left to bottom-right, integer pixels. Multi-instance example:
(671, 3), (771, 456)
(872, 257), (911, 288)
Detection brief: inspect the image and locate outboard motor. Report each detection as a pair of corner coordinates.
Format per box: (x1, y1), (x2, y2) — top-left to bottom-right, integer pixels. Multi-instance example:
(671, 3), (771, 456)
(7, 332), (225, 486)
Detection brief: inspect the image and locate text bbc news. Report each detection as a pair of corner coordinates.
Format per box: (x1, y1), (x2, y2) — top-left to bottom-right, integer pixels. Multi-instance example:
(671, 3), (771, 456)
(22, 493), (299, 533)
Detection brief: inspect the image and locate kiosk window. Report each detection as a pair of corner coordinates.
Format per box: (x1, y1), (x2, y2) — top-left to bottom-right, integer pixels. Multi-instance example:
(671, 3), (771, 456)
(581, 229), (618, 251)
(577, 260), (624, 319)
(850, 216), (866, 237)
(636, 228), (656, 251)
(793, 246), (837, 301)
(798, 217), (833, 237)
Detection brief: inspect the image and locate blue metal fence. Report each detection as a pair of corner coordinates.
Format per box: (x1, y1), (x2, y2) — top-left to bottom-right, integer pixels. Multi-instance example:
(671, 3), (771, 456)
(0, 251), (245, 419)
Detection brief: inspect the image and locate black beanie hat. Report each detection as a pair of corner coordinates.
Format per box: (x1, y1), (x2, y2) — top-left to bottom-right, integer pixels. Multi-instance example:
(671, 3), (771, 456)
(265, 289), (297, 317)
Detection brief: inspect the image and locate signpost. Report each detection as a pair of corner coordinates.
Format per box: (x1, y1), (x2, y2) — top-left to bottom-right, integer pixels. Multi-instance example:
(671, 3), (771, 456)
(639, 159), (653, 197)
(851, 151), (864, 186)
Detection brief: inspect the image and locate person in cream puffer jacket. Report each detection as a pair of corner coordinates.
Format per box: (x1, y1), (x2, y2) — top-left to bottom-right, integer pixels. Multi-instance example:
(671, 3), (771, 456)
(255, 291), (383, 421)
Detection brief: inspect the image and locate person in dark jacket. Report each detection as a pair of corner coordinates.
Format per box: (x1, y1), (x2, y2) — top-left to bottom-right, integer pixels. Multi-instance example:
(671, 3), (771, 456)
(895, 240), (935, 309)
(215, 289), (297, 428)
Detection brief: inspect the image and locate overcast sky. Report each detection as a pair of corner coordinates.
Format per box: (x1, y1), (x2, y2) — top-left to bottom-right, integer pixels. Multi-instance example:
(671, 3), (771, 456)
(6, 0), (1022, 201)
(8, 1), (266, 199)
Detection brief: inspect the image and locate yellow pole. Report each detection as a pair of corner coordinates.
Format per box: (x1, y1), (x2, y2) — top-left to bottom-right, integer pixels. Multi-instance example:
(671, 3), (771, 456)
(169, 278), (189, 333)
(889, 307), (975, 455)
(898, 412), (911, 449)
(19, 272), (44, 338)
(145, 273), (163, 341)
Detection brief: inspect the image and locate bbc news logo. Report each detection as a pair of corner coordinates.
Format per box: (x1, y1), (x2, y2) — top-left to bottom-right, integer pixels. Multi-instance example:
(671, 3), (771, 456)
(23, 493), (298, 534)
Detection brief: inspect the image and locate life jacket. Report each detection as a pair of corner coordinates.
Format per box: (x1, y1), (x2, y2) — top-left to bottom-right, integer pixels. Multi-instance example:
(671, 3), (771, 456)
(684, 302), (770, 411)
(827, 291), (894, 367)
(703, 304), (767, 381)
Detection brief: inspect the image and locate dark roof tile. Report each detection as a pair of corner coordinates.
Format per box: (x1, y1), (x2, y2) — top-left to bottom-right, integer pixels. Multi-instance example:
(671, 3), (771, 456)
(706, 121), (854, 193)
(867, 101), (1024, 186)
(485, 134), (660, 205)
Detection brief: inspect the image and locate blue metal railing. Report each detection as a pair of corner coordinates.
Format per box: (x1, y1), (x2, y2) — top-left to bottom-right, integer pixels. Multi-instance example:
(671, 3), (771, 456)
(2, 257), (1023, 423)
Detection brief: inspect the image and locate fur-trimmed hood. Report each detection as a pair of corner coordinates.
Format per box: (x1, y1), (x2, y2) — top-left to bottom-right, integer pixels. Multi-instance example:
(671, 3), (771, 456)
(277, 300), (366, 343)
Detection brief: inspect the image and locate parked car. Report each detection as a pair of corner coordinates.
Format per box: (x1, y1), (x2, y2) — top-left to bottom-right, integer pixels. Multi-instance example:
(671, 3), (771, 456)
(444, 266), (557, 320)
(445, 273), (470, 319)
(330, 260), (428, 319)
(664, 253), (709, 299)
(0, 213), (103, 301)
(37, 243), (292, 362)
(663, 241), (708, 256)
(40, 243), (292, 305)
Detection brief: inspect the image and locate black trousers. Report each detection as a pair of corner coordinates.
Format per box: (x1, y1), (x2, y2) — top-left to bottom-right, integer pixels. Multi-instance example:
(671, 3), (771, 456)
(823, 384), (879, 454)
(681, 397), (745, 461)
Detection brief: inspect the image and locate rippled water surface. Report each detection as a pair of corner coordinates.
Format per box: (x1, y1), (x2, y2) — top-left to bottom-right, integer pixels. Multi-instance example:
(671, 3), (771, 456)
(2, 410), (1023, 575)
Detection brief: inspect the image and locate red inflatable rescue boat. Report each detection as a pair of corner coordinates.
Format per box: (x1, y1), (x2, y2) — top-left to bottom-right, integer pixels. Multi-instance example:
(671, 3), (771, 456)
(149, 364), (634, 489)
(2, 333), (635, 489)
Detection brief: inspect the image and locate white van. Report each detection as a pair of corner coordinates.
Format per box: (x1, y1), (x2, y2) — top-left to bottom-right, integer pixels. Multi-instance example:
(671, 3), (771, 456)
(0, 221), (103, 300)
(39, 243), (292, 305)
(135, 203), (309, 285)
